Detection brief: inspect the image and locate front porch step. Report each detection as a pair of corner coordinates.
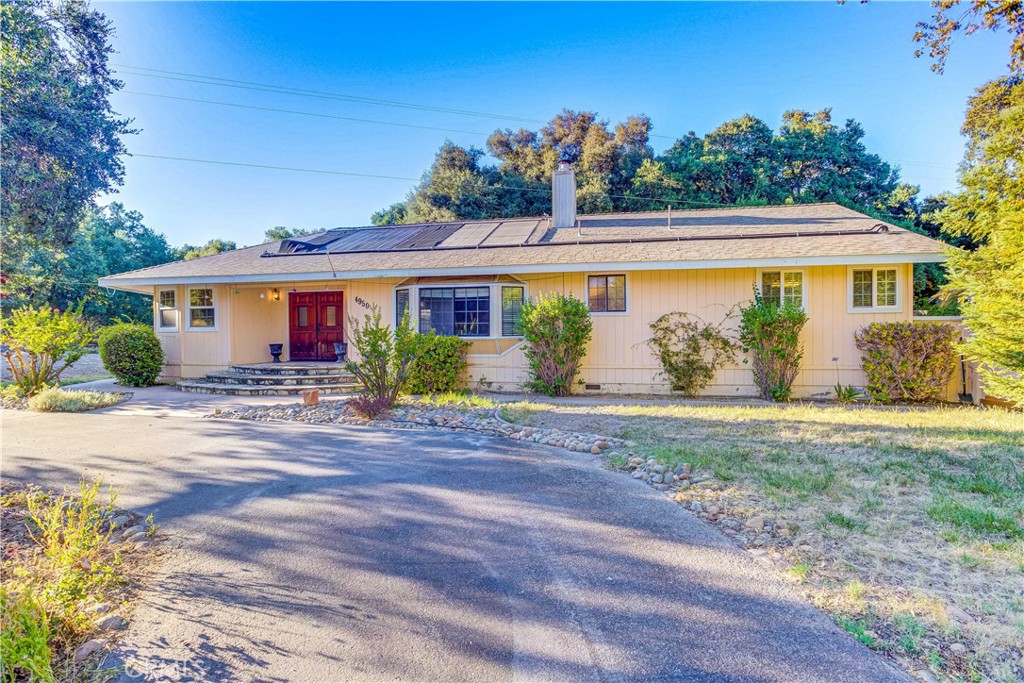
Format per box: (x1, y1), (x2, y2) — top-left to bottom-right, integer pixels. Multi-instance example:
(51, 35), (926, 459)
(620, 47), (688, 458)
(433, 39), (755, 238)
(205, 370), (356, 386)
(229, 363), (348, 376)
(178, 380), (360, 396)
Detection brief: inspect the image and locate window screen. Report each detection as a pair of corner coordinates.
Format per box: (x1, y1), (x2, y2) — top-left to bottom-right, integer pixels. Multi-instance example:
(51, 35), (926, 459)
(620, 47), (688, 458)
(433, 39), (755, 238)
(501, 286), (524, 336)
(395, 289), (410, 327)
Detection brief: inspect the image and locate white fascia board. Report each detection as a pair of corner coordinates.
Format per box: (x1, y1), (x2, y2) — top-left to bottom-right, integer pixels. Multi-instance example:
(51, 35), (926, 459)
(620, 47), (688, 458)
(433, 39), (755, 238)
(98, 252), (946, 290)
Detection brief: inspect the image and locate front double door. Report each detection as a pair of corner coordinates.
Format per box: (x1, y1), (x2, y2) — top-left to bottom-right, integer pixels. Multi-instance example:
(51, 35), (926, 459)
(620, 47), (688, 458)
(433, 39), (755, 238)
(288, 291), (344, 361)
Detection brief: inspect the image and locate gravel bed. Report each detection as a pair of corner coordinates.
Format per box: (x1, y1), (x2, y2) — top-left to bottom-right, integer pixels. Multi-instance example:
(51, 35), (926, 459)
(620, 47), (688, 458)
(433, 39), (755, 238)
(212, 398), (627, 456)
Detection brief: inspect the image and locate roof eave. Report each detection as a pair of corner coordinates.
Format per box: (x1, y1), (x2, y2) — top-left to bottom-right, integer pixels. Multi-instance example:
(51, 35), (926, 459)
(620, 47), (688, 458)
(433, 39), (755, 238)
(97, 251), (946, 291)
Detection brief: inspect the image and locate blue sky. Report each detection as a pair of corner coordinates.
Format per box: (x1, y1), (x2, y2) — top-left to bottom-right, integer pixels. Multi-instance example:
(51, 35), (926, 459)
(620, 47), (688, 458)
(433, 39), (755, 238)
(97, 1), (1011, 247)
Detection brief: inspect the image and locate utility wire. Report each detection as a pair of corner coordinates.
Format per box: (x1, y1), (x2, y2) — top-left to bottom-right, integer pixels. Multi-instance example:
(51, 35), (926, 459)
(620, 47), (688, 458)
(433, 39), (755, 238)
(123, 91), (491, 137)
(114, 63), (679, 141)
(114, 64), (546, 125)
(115, 65), (959, 169)
(131, 152), (926, 220)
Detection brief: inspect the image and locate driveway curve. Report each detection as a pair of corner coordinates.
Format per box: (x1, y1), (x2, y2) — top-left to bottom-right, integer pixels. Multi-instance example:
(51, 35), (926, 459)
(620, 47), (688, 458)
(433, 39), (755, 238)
(3, 389), (908, 682)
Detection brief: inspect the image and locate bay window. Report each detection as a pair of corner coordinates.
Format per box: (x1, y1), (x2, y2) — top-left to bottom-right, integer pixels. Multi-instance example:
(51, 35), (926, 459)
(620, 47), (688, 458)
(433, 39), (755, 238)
(419, 287), (490, 337)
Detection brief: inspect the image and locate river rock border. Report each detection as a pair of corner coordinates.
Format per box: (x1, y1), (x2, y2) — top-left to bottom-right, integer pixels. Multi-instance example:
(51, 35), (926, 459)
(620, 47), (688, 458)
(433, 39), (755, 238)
(212, 399), (626, 457)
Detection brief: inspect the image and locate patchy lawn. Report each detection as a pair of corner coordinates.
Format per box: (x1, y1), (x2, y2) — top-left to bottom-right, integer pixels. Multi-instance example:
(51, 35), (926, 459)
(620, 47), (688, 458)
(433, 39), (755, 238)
(499, 401), (1024, 683)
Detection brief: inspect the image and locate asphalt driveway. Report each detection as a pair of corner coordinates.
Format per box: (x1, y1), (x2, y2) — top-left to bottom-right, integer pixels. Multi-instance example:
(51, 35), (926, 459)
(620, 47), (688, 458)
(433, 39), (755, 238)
(2, 389), (908, 682)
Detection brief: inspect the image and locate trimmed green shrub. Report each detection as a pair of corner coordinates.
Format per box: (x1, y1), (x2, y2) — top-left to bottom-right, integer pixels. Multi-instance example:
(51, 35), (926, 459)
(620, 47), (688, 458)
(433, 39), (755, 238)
(344, 307), (417, 418)
(738, 290), (808, 401)
(646, 311), (738, 397)
(27, 387), (125, 413)
(400, 332), (470, 395)
(854, 322), (959, 403)
(97, 323), (164, 387)
(0, 304), (94, 396)
(519, 293), (593, 397)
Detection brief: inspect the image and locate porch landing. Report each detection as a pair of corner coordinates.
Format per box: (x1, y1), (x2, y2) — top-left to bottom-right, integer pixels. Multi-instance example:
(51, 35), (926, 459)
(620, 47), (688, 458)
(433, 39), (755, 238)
(178, 362), (360, 396)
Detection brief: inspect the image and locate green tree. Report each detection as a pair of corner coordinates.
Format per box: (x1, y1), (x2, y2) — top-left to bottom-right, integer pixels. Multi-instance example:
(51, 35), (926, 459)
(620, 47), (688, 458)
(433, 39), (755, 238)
(370, 203), (408, 226)
(3, 203), (174, 323)
(940, 76), (1024, 403)
(174, 238), (238, 261)
(913, 0), (1024, 75)
(1, 304), (94, 395)
(264, 226), (317, 241)
(1, 0), (134, 250)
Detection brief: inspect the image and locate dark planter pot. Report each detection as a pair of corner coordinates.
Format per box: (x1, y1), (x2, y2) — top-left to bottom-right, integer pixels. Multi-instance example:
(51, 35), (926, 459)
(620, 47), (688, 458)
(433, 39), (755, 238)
(333, 342), (348, 363)
(268, 343), (284, 363)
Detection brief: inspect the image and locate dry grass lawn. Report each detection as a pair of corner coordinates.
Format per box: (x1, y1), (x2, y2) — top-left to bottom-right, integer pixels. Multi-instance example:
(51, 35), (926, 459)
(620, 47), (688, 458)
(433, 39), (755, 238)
(499, 401), (1024, 683)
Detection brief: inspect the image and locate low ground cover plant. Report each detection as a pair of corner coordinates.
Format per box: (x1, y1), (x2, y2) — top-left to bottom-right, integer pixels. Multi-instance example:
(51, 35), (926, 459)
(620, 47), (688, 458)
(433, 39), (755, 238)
(0, 478), (148, 681)
(399, 332), (470, 395)
(646, 311), (737, 397)
(498, 401), (1023, 682)
(98, 323), (164, 387)
(0, 305), (94, 397)
(737, 291), (808, 401)
(344, 308), (417, 418)
(854, 322), (960, 403)
(519, 293), (592, 397)
(27, 387), (125, 413)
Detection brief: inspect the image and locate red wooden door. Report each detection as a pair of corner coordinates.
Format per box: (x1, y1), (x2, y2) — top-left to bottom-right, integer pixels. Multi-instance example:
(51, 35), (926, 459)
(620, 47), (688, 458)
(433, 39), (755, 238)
(289, 292), (344, 361)
(288, 292), (318, 360)
(316, 291), (345, 360)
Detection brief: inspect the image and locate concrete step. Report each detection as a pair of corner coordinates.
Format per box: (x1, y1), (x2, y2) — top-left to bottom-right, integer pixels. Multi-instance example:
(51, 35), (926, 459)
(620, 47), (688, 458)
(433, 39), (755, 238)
(229, 363), (348, 376)
(205, 371), (355, 386)
(178, 380), (360, 396)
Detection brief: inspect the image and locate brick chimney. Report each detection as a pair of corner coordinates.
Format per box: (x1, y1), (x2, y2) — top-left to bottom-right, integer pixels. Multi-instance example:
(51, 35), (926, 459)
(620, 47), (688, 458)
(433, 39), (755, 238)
(551, 161), (577, 228)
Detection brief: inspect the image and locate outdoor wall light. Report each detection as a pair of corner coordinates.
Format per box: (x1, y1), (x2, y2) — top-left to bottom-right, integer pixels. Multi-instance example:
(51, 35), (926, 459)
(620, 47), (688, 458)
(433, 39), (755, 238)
(271, 288), (280, 302)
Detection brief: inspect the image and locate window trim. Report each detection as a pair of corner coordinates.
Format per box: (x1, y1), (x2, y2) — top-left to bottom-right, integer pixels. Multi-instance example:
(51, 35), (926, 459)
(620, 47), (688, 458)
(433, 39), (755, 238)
(394, 279), (527, 340)
(186, 286), (218, 332)
(755, 268), (808, 311)
(418, 285), (492, 338)
(395, 288), (410, 329)
(585, 272), (629, 315)
(847, 265), (902, 313)
(156, 289), (178, 331)
(500, 285), (525, 337)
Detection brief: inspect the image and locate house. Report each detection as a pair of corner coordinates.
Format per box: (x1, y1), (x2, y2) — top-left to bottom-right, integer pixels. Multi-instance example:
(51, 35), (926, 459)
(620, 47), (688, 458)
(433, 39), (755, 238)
(99, 164), (964, 399)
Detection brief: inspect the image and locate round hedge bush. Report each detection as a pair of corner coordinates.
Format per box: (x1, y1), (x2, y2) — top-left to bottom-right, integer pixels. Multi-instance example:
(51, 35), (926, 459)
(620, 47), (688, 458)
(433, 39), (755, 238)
(98, 323), (165, 387)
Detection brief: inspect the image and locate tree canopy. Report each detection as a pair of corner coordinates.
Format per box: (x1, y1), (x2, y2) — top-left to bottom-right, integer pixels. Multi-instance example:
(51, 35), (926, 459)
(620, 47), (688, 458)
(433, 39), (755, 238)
(940, 75), (1024, 403)
(374, 108), (917, 223)
(1, 0), (134, 250)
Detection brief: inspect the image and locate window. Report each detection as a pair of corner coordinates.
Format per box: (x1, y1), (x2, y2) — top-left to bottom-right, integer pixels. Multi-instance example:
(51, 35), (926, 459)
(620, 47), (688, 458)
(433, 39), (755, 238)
(850, 267), (899, 310)
(760, 270), (804, 308)
(419, 287), (490, 337)
(395, 289), (410, 327)
(157, 290), (177, 330)
(188, 288), (216, 329)
(501, 286), (524, 336)
(588, 274), (626, 312)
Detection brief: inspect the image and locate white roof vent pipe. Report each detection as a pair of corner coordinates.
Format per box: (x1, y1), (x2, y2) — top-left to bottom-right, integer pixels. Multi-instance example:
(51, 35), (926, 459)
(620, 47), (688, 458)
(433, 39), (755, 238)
(551, 160), (577, 229)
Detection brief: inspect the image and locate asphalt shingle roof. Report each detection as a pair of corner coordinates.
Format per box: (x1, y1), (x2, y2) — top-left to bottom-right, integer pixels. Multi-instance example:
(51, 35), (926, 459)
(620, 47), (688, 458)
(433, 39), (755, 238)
(100, 203), (947, 286)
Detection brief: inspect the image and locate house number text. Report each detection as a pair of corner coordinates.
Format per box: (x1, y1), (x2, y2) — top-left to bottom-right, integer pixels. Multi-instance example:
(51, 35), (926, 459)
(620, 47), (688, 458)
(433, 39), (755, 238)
(354, 296), (372, 309)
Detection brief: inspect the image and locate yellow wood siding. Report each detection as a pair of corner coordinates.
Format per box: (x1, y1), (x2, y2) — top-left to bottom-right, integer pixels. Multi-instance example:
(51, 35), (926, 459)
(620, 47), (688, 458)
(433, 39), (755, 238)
(151, 265), (967, 401)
